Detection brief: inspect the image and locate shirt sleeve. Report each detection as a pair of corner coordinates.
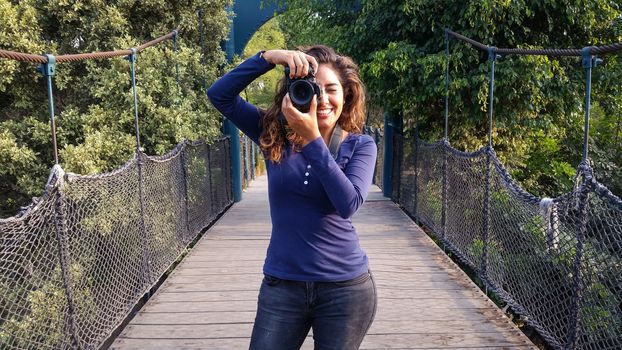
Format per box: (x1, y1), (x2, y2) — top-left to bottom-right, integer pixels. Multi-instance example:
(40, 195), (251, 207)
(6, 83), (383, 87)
(301, 134), (378, 219)
(206, 52), (276, 143)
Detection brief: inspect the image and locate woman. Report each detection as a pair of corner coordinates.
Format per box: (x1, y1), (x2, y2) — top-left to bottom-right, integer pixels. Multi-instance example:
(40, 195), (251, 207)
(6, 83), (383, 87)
(207, 45), (377, 350)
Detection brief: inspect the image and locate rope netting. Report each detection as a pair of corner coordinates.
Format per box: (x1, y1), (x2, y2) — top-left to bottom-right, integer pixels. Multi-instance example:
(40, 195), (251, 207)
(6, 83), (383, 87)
(0, 138), (232, 349)
(376, 130), (622, 349)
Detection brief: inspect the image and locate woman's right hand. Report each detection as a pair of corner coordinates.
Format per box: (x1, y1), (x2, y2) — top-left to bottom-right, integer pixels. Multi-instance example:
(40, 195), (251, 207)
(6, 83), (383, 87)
(262, 50), (319, 79)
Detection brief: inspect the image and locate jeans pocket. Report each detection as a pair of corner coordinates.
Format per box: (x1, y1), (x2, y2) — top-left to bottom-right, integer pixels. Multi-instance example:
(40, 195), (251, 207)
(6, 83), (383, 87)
(333, 272), (371, 287)
(263, 274), (282, 287)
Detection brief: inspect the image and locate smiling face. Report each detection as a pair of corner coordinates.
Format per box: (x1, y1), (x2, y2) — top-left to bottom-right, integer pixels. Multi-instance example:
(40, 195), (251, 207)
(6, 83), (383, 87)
(315, 64), (344, 138)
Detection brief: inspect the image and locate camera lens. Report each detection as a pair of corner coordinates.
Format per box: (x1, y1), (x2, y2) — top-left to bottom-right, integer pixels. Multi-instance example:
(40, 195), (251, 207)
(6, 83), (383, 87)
(290, 80), (314, 106)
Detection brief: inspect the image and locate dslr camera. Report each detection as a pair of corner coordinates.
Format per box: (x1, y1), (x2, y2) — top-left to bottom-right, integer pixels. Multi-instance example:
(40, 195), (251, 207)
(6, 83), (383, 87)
(284, 66), (322, 112)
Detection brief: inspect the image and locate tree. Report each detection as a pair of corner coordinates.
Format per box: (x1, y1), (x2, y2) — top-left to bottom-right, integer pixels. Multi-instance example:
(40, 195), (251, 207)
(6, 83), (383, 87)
(277, 0), (622, 197)
(0, 0), (232, 217)
(242, 16), (287, 108)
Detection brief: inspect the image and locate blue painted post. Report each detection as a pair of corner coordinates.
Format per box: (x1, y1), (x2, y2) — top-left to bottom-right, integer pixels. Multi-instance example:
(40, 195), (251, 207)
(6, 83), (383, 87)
(223, 119), (242, 202)
(220, 0), (285, 202)
(382, 111), (394, 197)
(224, 4), (242, 202)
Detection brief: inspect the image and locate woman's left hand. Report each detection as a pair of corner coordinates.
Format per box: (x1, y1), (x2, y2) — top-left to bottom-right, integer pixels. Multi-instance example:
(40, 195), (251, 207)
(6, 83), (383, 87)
(282, 94), (321, 146)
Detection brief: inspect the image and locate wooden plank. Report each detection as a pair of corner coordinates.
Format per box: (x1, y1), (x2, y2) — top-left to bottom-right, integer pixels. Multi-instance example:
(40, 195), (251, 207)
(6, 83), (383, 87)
(151, 287), (484, 303)
(142, 297), (502, 314)
(150, 290), (259, 302)
(111, 175), (535, 349)
(130, 311), (256, 324)
(360, 333), (534, 349)
(117, 320), (528, 342)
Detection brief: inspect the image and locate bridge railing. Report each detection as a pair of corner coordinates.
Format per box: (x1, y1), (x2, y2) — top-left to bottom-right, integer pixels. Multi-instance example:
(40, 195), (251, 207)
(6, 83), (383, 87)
(379, 129), (622, 350)
(0, 138), (232, 349)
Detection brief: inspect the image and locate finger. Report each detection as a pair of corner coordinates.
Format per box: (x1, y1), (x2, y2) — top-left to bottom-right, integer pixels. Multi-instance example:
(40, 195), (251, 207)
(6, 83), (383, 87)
(287, 58), (296, 78)
(298, 52), (309, 76)
(308, 94), (317, 117)
(306, 55), (319, 74)
(282, 93), (291, 110)
(292, 55), (304, 77)
(282, 94), (296, 115)
(282, 94), (302, 121)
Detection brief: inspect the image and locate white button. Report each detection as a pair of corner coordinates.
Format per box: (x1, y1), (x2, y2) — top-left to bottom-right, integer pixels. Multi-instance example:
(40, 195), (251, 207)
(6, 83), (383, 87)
(305, 172), (309, 176)
(307, 165), (311, 169)
(304, 180), (308, 185)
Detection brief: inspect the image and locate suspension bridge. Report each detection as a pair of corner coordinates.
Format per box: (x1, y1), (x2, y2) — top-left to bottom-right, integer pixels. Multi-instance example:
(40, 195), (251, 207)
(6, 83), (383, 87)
(1, 6), (622, 350)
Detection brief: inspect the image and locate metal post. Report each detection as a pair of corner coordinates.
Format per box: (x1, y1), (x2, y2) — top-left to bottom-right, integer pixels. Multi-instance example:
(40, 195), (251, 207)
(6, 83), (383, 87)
(382, 111), (394, 197)
(442, 140), (448, 242)
(225, 120), (242, 202)
(567, 175), (589, 349)
(52, 171), (80, 347)
(374, 128), (381, 185)
(38, 54), (59, 164)
(442, 29), (450, 241)
(566, 47), (601, 348)
(395, 118), (404, 203)
(244, 136), (250, 185)
(444, 28), (450, 140)
(179, 143), (191, 242)
(580, 47), (602, 162)
(128, 49), (141, 152)
(223, 6), (243, 202)
(206, 142), (215, 218)
(413, 127), (419, 220)
(127, 48), (152, 288)
(487, 47), (499, 148)
(251, 141), (256, 180)
(482, 47), (499, 280)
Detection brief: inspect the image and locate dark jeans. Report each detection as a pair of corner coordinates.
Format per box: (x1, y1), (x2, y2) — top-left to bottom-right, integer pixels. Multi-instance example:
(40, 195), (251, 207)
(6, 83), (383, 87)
(249, 271), (377, 350)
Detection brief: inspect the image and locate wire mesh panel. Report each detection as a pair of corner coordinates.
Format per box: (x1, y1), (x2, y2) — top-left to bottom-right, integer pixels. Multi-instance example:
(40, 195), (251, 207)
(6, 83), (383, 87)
(398, 135), (416, 216)
(143, 146), (188, 285)
(487, 158), (575, 349)
(185, 141), (215, 237)
(415, 140), (444, 235)
(209, 138), (233, 214)
(0, 137), (233, 349)
(398, 134), (622, 349)
(63, 158), (145, 348)
(575, 182), (622, 349)
(373, 129), (383, 187)
(443, 146), (488, 270)
(391, 134), (403, 201)
(242, 135), (251, 187)
(0, 177), (73, 349)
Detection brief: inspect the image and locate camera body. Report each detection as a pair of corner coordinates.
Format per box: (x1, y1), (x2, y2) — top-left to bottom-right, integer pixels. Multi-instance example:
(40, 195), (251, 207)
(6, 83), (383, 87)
(284, 66), (322, 113)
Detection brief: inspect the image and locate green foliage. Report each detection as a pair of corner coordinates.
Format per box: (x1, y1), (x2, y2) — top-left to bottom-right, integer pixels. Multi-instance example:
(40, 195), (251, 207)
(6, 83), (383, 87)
(0, 260), (97, 348)
(278, 0), (622, 198)
(241, 16), (287, 108)
(0, 0), (232, 217)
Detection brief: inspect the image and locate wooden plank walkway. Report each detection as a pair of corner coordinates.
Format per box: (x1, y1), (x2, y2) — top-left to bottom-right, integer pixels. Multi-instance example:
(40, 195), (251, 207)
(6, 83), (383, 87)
(111, 175), (536, 349)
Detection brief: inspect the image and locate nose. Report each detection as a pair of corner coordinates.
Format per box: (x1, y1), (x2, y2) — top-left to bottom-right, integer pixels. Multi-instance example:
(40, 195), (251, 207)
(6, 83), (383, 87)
(318, 89), (329, 104)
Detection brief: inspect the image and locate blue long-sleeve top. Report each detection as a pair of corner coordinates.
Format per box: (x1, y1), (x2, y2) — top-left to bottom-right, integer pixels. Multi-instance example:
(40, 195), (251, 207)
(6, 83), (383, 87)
(207, 52), (377, 282)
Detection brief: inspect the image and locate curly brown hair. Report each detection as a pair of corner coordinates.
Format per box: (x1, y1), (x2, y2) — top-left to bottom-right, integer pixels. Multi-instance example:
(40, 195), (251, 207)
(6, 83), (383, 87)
(259, 45), (366, 163)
